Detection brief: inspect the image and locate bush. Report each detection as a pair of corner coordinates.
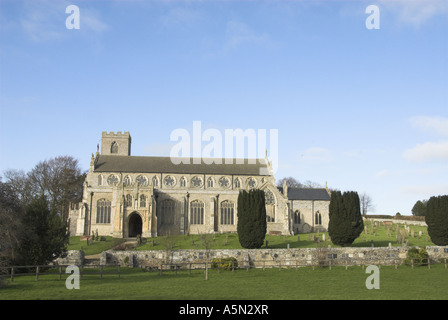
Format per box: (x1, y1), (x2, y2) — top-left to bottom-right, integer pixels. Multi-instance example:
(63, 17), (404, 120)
(405, 247), (429, 266)
(211, 257), (238, 270)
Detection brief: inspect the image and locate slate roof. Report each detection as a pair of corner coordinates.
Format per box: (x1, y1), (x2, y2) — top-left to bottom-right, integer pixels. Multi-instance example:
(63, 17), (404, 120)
(277, 187), (331, 201)
(94, 155), (269, 176)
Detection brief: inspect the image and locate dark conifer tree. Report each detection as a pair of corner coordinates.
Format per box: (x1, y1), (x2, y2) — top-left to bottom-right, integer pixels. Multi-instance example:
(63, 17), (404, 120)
(426, 195), (448, 246)
(328, 190), (364, 247)
(237, 189), (267, 249)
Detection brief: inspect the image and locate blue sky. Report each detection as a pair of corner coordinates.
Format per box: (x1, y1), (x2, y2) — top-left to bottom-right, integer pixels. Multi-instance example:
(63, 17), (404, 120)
(1, 0), (447, 215)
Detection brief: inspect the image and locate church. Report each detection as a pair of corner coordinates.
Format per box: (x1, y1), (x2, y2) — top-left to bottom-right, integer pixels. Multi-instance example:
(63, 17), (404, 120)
(69, 131), (331, 238)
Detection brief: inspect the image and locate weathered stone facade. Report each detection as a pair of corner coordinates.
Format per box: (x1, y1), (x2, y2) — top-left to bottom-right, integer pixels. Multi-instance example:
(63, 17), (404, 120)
(68, 132), (331, 238)
(99, 246), (448, 268)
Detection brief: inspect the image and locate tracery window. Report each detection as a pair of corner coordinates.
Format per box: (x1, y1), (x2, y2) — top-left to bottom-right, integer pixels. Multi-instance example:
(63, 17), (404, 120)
(234, 178), (241, 189)
(96, 199), (111, 224)
(207, 177), (214, 188)
(190, 201), (204, 224)
(247, 177), (256, 189)
(220, 201), (234, 225)
(152, 176), (159, 187)
(140, 194), (146, 207)
(164, 175), (176, 187)
(125, 194), (132, 207)
(191, 176), (203, 188)
(180, 177), (187, 187)
(219, 177), (230, 188)
(161, 199), (175, 225)
(265, 189), (275, 222)
(123, 175), (131, 186)
(107, 174), (119, 186)
(136, 175), (148, 186)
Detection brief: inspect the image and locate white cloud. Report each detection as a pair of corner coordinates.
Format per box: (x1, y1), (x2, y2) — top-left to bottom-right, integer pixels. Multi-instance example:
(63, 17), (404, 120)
(224, 20), (272, 50)
(19, 0), (108, 42)
(410, 116), (448, 137)
(299, 147), (333, 165)
(378, 0), (448, 27)
(402, 183), (448, 198)
(403, 141), (448, 163)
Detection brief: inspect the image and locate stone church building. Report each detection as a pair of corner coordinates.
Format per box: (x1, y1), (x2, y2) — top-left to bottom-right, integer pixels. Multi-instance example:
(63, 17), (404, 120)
(69, 132), (330, 238)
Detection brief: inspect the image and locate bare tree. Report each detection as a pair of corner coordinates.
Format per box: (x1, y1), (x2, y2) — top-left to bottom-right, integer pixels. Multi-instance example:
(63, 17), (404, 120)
(5, 156), (86, 221)
(277, 177), (303, 188)
(360, 193), (374, 215)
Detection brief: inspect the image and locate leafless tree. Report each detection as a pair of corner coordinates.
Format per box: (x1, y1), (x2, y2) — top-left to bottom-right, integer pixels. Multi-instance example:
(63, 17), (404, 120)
(360, 193), (375, 215)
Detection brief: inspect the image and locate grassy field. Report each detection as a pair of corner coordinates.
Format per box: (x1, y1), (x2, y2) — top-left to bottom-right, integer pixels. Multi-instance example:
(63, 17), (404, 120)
(1, 264), (447, 300)
(67, 220), (434, 255)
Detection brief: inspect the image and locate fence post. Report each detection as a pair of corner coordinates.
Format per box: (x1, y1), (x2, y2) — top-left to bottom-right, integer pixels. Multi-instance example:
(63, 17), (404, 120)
(59, 266), (62, 280)
(411, 259), (414, 269)
(10, 267), (14, 282)
(445, 259), (447, 269)
(35, 266), (39, 281)
(428, 258), (431, 270)
(100, 265), (103, 279)
(118, 265), (121, 278)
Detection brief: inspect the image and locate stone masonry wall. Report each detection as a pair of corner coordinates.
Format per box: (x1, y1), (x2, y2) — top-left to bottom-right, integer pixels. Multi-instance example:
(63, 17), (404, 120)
(102, 246), (448, 268)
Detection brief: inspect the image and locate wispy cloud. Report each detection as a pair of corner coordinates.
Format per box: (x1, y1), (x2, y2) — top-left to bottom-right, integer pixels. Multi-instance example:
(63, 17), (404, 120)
(224, 20), (272, 50)
(410, 116), (448, 137)
(403, 141), (448, 163)
(378, 0), (448, 28)
(404, 115), (448, 163)
(18, 0), (108, 42)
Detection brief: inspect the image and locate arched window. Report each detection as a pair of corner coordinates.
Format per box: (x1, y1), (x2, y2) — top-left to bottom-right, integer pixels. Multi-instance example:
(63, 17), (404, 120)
(207, 177), (214, 188)
(315, 212), (322, 225)
(140, 194), (146, 207)
(161, 199), (175, 225)
(125, 194), (132, 207)
(234, 178), (241, 189)
(152, 176), (159, 187)
(265, 189), (275, 222)
(221, 201), (234, 225)
(96, 199), (111, 224)
(180, 177), (187, 187)
(294, 210), (301, 224)
(190, 201), (204, 225)
(98, 175), (103, 186)
(123, 175), (131, 186)
(111, 141), (118, 154)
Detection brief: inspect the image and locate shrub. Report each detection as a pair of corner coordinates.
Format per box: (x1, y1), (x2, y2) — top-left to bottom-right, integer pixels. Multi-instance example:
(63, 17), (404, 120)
(211, 257), (238, 270)
(405, 247), (429, 266)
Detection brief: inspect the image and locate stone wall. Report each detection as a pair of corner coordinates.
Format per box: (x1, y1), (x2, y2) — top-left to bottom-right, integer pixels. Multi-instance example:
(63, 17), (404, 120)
(102, 246), (448, 268)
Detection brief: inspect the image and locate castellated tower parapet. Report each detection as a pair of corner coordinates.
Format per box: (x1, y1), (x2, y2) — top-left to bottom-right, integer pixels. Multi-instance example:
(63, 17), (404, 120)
(101, 131), (132, 156)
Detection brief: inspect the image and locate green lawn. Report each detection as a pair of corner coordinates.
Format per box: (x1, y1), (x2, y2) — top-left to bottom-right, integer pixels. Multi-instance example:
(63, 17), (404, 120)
(67, 221), (434, 256)
(1, 264), (447, 300)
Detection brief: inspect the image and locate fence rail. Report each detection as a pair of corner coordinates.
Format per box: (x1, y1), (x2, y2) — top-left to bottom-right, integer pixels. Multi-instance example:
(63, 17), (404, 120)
(0, 264), (121, 282)
(1, 258), (446, 283)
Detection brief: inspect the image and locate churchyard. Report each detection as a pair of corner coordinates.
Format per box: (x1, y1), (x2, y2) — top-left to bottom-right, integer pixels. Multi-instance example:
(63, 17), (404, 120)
(2, 219), (447, 300)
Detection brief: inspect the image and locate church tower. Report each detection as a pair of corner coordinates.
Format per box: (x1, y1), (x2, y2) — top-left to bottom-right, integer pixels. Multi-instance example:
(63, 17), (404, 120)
(101, 131), (132, 156)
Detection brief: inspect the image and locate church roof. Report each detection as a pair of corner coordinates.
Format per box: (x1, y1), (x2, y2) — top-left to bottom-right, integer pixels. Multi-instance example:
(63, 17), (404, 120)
(94, 155), (270, 176)
(278, 187), (331, 201)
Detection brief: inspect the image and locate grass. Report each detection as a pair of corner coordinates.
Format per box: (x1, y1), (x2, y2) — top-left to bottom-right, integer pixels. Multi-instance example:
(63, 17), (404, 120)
(66, 221), (434, 255)
(1, 264), (447, 300)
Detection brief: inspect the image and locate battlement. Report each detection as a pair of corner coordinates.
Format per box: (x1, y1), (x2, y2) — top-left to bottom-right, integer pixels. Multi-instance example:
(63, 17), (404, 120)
(101, 131), (132, 156)
(102, 131), (131, 137)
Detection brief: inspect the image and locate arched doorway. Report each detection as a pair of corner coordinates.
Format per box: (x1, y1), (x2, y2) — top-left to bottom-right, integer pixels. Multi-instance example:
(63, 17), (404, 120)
(128, 213), (142, 237)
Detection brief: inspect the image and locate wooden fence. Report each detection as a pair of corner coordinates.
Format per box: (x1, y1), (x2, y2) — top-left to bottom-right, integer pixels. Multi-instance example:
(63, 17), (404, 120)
(1, 264), (122, 282)
(1, 258), (446, 283)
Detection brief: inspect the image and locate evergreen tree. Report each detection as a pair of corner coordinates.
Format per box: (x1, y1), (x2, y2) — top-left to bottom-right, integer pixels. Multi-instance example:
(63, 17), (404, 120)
(328, 191), (364, 247)
(18, 195), (69, 265)
(426, 195), (448, 246)
(412, 200), (427, 216)
(237, 189), (267, 249)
